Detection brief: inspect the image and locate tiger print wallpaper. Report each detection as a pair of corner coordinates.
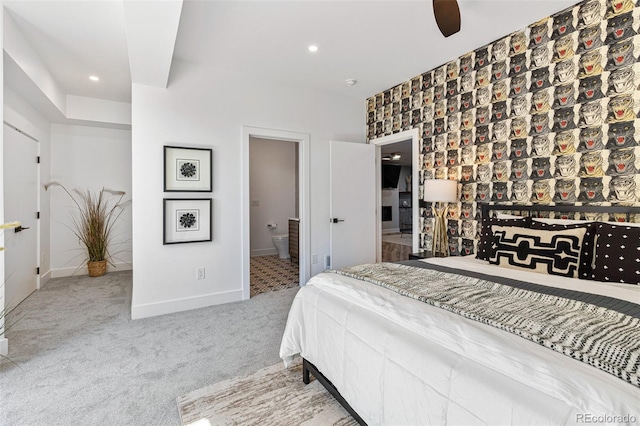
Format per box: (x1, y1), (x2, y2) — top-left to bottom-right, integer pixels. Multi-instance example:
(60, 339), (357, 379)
(365, 0), (640, 256)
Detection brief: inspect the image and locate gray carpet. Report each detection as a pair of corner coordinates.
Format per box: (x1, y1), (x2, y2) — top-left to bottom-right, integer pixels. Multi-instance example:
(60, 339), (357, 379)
(0, 271), (299, 425)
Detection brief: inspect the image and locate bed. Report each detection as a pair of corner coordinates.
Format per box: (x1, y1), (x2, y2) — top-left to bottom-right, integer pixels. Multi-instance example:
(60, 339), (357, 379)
(279, 204), (640, 425)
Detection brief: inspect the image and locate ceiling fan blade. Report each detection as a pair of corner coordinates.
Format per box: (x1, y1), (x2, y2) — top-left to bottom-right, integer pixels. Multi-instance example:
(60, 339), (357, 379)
(433, 0), (461, 37)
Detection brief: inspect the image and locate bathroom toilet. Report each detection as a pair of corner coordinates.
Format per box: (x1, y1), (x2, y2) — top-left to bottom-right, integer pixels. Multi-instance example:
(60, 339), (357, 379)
(272, 234), (290, 259)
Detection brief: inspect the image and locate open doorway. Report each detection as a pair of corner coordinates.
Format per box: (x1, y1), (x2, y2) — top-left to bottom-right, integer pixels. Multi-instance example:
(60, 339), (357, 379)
(370, 128), (419, 262)
(241, 126), (310, 300)
(380, 140), (413, 261)
(248, 137), (299, 296)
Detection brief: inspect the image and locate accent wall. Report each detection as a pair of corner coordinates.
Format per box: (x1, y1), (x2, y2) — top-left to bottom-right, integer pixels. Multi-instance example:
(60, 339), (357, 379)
(366, 0), (640, 255)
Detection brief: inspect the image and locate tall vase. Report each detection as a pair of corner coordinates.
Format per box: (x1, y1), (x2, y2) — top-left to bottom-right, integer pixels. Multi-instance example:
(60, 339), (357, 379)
(87, 260), (107, 277)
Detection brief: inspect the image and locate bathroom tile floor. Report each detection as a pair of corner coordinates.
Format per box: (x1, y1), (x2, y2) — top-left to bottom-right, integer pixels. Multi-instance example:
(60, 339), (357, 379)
(250, 255), (299, 297)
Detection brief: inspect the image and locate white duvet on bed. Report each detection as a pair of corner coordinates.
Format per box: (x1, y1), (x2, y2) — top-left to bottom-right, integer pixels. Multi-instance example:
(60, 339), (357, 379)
(280, 257), (640, 426)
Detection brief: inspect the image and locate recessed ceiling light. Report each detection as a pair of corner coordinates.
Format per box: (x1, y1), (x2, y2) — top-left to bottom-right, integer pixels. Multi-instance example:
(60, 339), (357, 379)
(308, 45), (318, 53)
(89, 75), (100, 82)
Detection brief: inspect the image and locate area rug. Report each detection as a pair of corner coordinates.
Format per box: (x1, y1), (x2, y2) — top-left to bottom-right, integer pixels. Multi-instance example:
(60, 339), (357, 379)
(177, 361), (358, 426)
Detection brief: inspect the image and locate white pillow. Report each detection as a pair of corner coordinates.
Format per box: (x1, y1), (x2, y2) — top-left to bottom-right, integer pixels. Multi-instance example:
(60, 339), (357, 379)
(532, 217), (640, 227)
(497, 214), (586, 225)
(496, 213), (640, 227)
(532, 217), (588, 225)
(496, 213), (522, 219)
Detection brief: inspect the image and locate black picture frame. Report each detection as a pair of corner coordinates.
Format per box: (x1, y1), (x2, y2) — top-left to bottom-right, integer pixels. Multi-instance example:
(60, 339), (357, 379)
(164, 146), (212, 192)
(163, 198), (212, 244)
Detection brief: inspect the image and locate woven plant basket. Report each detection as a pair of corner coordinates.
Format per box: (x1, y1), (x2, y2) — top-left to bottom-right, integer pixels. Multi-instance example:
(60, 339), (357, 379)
(87, 260), (107, 277)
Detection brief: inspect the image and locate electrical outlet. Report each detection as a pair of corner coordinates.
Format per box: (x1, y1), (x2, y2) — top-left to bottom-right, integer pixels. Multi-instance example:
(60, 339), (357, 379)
(251, 200), (260, 207)
(196, 267), (205, 280)
(311, 254), (318, 264)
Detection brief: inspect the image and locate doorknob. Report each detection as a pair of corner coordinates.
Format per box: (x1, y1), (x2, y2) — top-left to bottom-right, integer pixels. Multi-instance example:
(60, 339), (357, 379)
(330, 218), (345, 223)
(14, 226), (30, 233)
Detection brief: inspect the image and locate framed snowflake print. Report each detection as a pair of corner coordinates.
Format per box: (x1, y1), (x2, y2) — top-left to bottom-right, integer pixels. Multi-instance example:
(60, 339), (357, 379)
(163, 198), (212, 244)
(164, 146), (212, 192)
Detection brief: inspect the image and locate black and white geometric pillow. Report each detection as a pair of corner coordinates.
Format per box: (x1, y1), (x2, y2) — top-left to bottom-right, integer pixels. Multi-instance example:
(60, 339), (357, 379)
(476, 216), (532, 261)
(530, 221), (597, 279)
(591, 223), (640, 285)
(490, 226), (587, 278)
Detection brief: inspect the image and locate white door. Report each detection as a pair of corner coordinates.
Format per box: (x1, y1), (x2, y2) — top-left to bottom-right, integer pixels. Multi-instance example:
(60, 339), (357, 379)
(3, 123), (38, 308)
(330, 141), (376, 269)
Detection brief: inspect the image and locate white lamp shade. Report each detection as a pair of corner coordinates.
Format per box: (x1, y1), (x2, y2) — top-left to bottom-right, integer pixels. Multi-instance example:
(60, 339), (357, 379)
(423, 179), (458, 203)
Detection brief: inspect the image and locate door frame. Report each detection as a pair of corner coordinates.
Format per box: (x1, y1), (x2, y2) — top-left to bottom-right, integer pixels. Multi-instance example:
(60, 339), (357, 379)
(241, 126), (310, 299)
(370, 128), (420, 261)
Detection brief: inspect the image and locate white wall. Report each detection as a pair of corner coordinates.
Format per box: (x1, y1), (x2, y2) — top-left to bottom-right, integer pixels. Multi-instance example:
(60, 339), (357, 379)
(49, 124), (132, 277)
(249, 137), (296, 256)
(1, 8), (7, 355)
(3, 87), (52, 283)
(398, 166), (412, 193)
(131, 59), (364, 319)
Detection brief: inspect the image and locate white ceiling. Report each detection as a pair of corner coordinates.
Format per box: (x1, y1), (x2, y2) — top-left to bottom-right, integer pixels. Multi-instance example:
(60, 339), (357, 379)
(173, 0), (579, 100)
(4, 0), (131, 103)
(3, 0), (579, 108)
(381, 139), (412, 166)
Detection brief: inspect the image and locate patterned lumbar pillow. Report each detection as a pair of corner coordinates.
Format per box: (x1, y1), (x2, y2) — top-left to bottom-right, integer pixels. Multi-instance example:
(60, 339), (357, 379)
(591, 223), (640, 285)
(490, 226), (586, 278)
(476, 216), (532, 261)
(530, 221), (596, 279)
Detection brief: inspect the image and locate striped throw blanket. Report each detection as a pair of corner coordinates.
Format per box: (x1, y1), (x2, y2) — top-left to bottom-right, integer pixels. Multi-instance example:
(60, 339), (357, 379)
(331, 262), (640, 388)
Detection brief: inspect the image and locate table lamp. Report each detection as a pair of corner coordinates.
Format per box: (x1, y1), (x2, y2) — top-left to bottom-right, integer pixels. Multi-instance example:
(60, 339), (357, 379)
(423, 179), (458, 257)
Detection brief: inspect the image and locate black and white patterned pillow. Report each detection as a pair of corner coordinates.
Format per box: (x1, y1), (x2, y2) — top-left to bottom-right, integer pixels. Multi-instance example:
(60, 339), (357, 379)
(490, 226), (587, 278)
(476, 216), (531, 261)
(530, 221), (596, 279)
(591, 223), (640, 285)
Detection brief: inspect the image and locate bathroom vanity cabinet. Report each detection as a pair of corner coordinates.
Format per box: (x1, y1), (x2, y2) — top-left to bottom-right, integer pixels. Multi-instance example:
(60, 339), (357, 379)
(288, 219), (299, 264)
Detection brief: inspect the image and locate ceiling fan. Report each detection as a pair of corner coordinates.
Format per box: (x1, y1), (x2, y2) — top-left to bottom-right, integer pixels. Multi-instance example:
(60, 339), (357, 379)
(433, 0), (461, 37)
(382, 153), (402, 161)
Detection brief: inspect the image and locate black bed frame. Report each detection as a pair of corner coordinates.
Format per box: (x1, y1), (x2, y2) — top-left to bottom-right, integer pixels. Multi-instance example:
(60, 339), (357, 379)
(479, 202), (640, 219)
(303, 202), (640, 425)
(302, 358), (367, 425)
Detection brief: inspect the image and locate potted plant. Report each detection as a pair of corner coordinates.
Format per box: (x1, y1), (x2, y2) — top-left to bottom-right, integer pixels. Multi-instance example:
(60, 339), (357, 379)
(45, 183), (128, 277)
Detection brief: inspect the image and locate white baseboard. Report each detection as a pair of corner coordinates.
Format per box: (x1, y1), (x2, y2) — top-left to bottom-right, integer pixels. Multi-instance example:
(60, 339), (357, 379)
(40, 270), (51, 287)
(50, 262), (132, 279)
(251, 248), (277, 257)
(0, 337), (7, 356)
(131, 289), (243, 320)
